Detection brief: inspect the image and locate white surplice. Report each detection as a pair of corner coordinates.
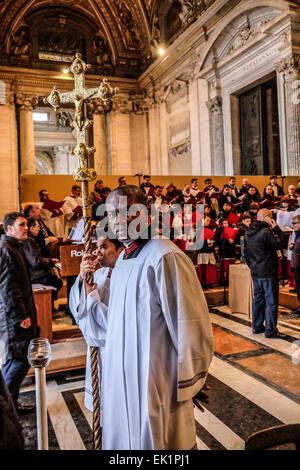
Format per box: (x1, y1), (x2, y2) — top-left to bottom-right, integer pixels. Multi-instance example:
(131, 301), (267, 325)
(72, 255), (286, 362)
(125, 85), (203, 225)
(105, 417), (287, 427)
(69, 267), (111, 412)
(83, 239), (213, 450)
(40, 207), (65, 239)
(63, 195), (82, 238)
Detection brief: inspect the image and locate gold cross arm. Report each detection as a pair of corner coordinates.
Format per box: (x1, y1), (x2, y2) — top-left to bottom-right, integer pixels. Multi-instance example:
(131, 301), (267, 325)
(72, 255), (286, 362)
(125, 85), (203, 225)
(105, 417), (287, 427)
(43, 53), (118, 113)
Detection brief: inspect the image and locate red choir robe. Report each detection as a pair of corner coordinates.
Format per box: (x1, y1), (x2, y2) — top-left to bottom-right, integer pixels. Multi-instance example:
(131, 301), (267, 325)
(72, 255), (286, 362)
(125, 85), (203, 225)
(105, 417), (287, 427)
(196, 227), (218, 286)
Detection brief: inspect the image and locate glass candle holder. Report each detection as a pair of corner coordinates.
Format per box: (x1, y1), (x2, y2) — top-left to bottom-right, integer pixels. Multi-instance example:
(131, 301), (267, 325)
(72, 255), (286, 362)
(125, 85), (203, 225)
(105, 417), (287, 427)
(28, 338), (51, 368)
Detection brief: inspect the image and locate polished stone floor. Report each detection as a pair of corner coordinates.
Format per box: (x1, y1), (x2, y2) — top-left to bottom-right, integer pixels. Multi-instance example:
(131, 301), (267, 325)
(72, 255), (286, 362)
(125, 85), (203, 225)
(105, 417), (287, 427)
(18, 304), (300, 450)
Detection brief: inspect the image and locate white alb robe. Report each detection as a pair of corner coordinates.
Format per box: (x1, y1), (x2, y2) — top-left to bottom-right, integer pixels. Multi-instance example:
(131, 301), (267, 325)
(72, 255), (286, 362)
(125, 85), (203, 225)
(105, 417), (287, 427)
(69, 268), (111, 412)
(63, 196), (82, 238)
(85, 239), (213, 450)
(40, 207), (65, 239)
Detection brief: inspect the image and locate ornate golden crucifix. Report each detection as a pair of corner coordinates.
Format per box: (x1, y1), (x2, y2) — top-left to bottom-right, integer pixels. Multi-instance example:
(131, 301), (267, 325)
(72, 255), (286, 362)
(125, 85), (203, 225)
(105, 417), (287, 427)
(44, 53), (118, 450)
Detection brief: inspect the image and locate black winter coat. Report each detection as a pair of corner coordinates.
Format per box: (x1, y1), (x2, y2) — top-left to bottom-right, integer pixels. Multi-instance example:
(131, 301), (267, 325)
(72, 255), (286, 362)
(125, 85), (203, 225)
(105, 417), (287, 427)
(244, 221), (285, 278)
(22, 235), (54, 281)
(291, 230), (300, 270)
(0, 235), (39, 360)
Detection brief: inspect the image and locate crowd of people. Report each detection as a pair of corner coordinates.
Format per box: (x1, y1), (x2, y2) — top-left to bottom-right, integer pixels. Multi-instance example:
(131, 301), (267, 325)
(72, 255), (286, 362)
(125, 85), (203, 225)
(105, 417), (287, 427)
(1, 174), (300, 449)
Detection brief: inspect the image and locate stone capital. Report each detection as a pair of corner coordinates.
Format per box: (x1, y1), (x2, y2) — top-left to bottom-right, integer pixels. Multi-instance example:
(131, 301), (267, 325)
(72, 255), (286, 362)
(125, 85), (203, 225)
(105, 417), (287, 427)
(89, 99), (108, 115)
(275, 53), (300, 76)
(154, 88), (165, 104)
(53, 144), (72, 156)
(111, 97), (132, 114)
(15, 93), (38, 111)
(206, 96), (222, 114)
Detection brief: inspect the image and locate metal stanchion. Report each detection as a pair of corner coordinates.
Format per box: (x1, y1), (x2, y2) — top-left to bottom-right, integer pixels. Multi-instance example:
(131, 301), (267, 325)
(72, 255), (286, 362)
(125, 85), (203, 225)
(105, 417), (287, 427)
(28, 338), (51, 450)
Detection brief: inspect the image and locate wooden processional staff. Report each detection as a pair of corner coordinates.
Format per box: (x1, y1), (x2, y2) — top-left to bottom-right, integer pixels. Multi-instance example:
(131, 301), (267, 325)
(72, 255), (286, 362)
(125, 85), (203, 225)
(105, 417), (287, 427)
(44, 53), (118, 450)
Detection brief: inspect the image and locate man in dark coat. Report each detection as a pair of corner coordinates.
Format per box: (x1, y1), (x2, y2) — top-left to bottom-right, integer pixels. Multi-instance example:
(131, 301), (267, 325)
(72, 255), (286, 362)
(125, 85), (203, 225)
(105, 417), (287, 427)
(244, 209), (285, 338)
(0, 212), (39, 414)
(290, 214), (300, 317)
(24, 203), (58, 257)
(0, 370), (24, 449)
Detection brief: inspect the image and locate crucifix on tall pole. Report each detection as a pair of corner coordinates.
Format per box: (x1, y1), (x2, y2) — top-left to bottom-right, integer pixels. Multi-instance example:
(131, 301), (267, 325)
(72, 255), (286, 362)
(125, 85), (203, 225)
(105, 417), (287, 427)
(44, 53), (118, 450)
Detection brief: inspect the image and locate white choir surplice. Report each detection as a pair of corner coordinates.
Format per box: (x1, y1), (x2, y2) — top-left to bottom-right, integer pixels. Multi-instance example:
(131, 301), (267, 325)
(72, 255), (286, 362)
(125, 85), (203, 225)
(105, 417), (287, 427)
(71, 239), (213, 450)
(40, 206), (65, 239)
(63, 195), (82, 238)
(69, 267), (111, 412)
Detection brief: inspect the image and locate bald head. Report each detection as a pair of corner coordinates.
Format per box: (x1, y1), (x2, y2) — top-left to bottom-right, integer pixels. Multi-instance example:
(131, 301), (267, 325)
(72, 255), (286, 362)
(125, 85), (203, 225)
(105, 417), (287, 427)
(107, 185), (147, 206)
(257, 209), (272, 222)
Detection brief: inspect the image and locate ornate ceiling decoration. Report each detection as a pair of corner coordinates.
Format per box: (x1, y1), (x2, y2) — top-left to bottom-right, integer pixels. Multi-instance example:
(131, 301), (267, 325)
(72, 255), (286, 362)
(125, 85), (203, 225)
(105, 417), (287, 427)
(0, 0), (218, 77)
(0, 0), (160, 77)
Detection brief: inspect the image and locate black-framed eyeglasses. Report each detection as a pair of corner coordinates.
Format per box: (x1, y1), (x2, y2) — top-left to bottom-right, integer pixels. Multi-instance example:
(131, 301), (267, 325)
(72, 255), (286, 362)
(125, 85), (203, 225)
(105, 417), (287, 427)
(292, 222), (299, 225)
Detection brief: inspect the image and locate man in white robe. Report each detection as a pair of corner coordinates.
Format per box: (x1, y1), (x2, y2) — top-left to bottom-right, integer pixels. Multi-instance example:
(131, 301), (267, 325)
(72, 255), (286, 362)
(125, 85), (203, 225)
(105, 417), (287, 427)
(79, 185), (214, 450)
(63, 185), (83, 238)
(39, 189), (65, 239)
(69, 238), (123, 411)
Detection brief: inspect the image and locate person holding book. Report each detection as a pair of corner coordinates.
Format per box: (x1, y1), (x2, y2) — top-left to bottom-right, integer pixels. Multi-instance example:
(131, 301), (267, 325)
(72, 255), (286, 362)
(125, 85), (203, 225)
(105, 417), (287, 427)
(39, 189), (65, 239)
(218, 185), (238, 213)
(22, 218), (62, 301)
(63, 185), (83, 238)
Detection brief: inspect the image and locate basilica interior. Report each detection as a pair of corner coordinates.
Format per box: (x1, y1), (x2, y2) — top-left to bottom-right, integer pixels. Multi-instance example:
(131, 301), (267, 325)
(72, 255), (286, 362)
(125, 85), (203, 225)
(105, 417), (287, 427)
(0, 0), (300, 451)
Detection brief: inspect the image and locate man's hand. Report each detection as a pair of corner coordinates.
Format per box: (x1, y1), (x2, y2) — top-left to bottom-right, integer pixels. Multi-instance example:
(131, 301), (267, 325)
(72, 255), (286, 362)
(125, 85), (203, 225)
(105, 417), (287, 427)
(79, 254), (99, 281)
(52, 258), (59, 264)
(270, 219), (278, 230)
(85, 282), (97, 296)
(193, 384), (211, 412)
(48, 236), (59, 245)
(20, 317), (31, 329)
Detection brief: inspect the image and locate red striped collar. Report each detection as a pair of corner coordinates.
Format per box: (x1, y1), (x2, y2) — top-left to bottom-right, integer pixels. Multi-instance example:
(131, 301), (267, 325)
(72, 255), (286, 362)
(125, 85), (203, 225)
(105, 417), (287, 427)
(124, 241), (139, 259)
(106, 268), (113, 278)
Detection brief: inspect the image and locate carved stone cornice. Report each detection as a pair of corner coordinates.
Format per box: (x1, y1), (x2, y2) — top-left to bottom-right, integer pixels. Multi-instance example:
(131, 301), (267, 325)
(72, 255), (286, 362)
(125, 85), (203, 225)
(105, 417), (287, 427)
(275, 53), (300, 75)
(168, 139), (191, 159)
(15, 93), (38, 111)
(206, 96), (222, 114)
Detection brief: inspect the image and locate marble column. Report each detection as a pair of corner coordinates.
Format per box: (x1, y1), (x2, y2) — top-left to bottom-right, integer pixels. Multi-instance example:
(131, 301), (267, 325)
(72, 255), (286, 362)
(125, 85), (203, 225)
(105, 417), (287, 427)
(129, 93), (150, 175)
(197, 78), (213, 175)
(0, 92), (19, 218)
(148, 102), (162, 174)
(53, 145), (73, 175)
(109, 96), (132, 174)
(16, 94), (38, 174)
(207, 96), (225, 176)
(276, 53), (300, 175)
(90, 100), (108, 176)
(156, 89), (169, 175)
(188, 78), (202, 175)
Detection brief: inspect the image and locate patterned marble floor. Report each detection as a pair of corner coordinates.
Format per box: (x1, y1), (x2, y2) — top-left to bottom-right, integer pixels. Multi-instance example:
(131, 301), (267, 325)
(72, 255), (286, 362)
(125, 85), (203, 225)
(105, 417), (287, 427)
(18, 305), (300, 450)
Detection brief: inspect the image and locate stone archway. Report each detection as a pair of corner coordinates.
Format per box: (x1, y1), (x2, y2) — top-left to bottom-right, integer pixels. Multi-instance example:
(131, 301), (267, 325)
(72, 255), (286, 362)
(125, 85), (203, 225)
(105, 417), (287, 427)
(35, 150), (54, 175)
